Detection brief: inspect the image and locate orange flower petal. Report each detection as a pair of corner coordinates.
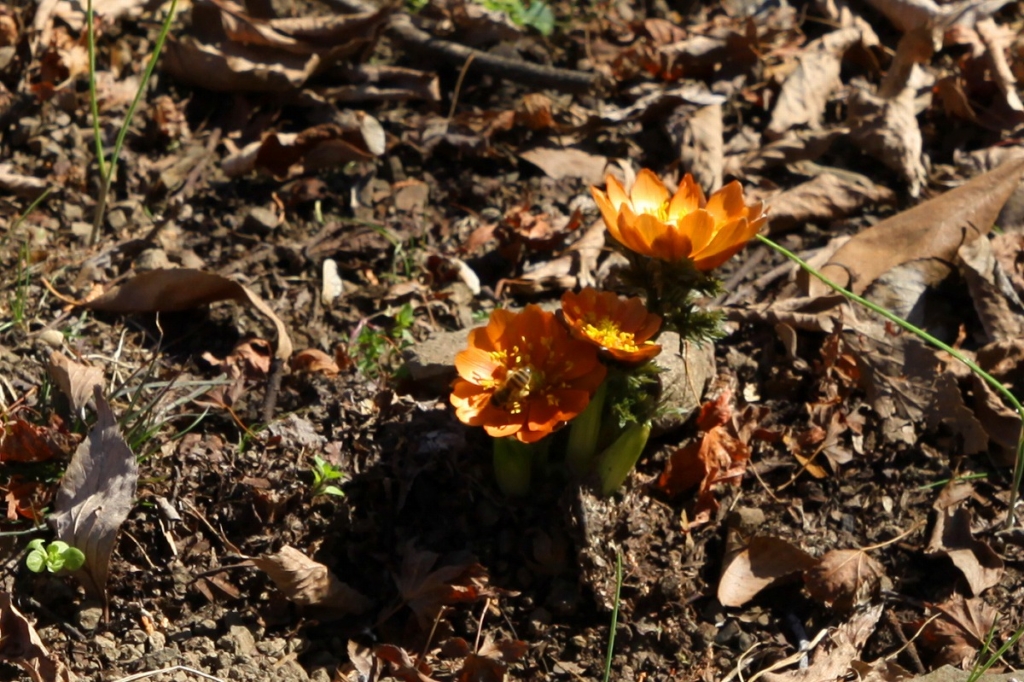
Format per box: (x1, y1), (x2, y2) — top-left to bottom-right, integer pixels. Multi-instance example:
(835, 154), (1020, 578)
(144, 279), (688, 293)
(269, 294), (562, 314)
(605, 174), (631, 210)
(632, 212), (671, 256)
(705, 181), (746, 225)
(650, 224), (694, 261)
(667, 173), (705, 220)
(616, 208), (656, 256)
(592, 186), (622, 238)
(455, 347), (500, 384)
(678, 208), (717, 254)
(630, 169), (671, 215)
(605, 342), (662, 363)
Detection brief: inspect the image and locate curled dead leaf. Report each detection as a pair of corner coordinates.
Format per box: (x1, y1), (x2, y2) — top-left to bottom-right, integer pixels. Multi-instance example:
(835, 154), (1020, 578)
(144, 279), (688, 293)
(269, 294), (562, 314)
(925, 505), (1003, 595)
(717, 535), (818, 608)
(0, 592), (77, 681)
(46, 352), (104, 417)
(51, 389), (138, 611)
(83, 268), (293, 360)
(253, 545), (372, 616)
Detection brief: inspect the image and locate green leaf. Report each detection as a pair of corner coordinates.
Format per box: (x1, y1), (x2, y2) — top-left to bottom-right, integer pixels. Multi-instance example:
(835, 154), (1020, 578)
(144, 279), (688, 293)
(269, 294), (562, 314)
(26, 550), (47, 573)
(521, 1), (554, 35)
(323, 485), (346, 497)
(62, 547), (86, 571)
(27, 538), (46, 552)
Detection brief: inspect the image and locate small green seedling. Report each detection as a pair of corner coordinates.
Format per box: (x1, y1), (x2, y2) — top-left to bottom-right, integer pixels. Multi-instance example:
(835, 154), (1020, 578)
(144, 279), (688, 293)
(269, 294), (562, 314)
(353, 303), (416, 378)
(310, 456), (346, 498)
(480, 0), (555, 35)
(26, 539), (86, 574)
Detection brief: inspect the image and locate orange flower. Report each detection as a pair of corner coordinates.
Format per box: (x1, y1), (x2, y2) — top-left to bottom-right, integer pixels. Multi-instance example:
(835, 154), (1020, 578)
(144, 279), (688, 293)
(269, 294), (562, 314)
(560, 288), (662, 363)
(591, 170), (766, 270)
(451, 305), (607, 443)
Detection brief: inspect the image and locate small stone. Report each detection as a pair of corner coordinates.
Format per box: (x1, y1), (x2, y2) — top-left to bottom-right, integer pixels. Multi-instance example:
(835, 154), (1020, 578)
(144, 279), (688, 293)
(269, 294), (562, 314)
(107, 208), (128, 230)
(231, 626), (257, 656)
(135, 248), (171, 271)
(652, 332), (715, 436)
(243, 207), (279, 235)
(70, 222), (92, 240)
(76, 604), (103, 631)
(36, 329), (64, 348)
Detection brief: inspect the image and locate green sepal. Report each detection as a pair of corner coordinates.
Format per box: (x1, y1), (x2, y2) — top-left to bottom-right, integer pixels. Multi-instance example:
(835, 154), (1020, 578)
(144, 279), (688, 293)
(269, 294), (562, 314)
(595, 421), (651, 496)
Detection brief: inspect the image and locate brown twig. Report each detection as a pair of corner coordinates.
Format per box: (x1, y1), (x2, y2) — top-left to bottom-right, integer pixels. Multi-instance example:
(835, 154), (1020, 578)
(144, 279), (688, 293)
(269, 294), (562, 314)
(326, 0), (601, 94)
(261, 357), (285, 424)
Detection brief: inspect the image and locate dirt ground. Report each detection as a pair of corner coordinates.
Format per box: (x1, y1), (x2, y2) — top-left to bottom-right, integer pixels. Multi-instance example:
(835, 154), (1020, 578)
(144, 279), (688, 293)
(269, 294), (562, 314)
(3, 0), (1024, 680)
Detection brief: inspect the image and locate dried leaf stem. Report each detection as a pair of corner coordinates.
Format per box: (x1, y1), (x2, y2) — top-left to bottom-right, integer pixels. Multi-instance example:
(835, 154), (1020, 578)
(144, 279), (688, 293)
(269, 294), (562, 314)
(756, 234), (1024, 528)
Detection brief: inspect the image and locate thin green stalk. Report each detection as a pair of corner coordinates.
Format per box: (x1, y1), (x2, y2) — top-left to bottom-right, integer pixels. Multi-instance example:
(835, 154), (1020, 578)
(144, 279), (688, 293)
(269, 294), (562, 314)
(89, 0), (179, 246)
(602, 550), (623, 682)
(86, 0), (106, 181)
(967, 619), (1024, 682)
(756, 234), (1024, 527)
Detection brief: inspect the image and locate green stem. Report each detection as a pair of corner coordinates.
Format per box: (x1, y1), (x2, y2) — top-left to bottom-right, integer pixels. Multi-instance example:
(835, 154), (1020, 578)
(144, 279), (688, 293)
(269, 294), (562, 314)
(493, 437), (536, 496)
(601, 550), (623, 682)
(566, 380), (607, 477)
(86, 0), (106, 181)
(89, 0), (179, 246)
(756, 233), (1024, 527)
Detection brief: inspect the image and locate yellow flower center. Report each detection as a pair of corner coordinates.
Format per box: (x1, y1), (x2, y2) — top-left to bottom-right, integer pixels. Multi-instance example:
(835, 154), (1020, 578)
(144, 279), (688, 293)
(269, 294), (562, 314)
(582, 318), (640, 352)
(641, 199), (672, 223)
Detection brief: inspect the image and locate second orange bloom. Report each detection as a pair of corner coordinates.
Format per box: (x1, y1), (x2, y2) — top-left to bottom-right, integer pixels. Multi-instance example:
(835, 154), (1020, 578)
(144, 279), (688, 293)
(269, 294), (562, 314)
(561, 288), (662, 363)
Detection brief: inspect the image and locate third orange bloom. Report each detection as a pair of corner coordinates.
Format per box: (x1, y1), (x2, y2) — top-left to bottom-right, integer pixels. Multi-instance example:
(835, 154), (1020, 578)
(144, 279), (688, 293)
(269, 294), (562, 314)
(591, 169), (766, 270)
(560, 288), (662, 363)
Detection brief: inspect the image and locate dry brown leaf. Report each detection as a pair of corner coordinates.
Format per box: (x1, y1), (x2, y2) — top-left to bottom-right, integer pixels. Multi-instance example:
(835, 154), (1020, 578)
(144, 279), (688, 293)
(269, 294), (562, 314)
(290, 349), (340, 376)
(5, 478), (51, 522)
(162, 0), (388, 93)
(910, 595), (996, 668)
(46, 352), (104, 417)
(518, 146), (608, 184)
(455, 636), (528, 682)
(374, 644), (440, 682)
(925, 373), (989, 456)
(164, 35), (319, 92)
(810, 154), (1024, 297)
(761, 604), (882, 682)
(0, 591), (77, 682)
(804, 548), (886, 612)
(393, 546), (498, 627)
(766, 171), (897, 235)
(958, 235), (1024, 342)
(767, 28), (863, 138)
(223, 119), (384, 179)
(925, 505), (1003, 595)
(657, 391), (752, 527)
(848, 83), (926, 197)
(674, 103), (724, 193)
(738, 128), (846, 174)
(253, 545), (372, 616)
(0, 419), (62, 463)
(51, 389), (137, 609)
(848, 658), (914, 682)
(718, 535), (818, 608)
(84, 268), (293, 360)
